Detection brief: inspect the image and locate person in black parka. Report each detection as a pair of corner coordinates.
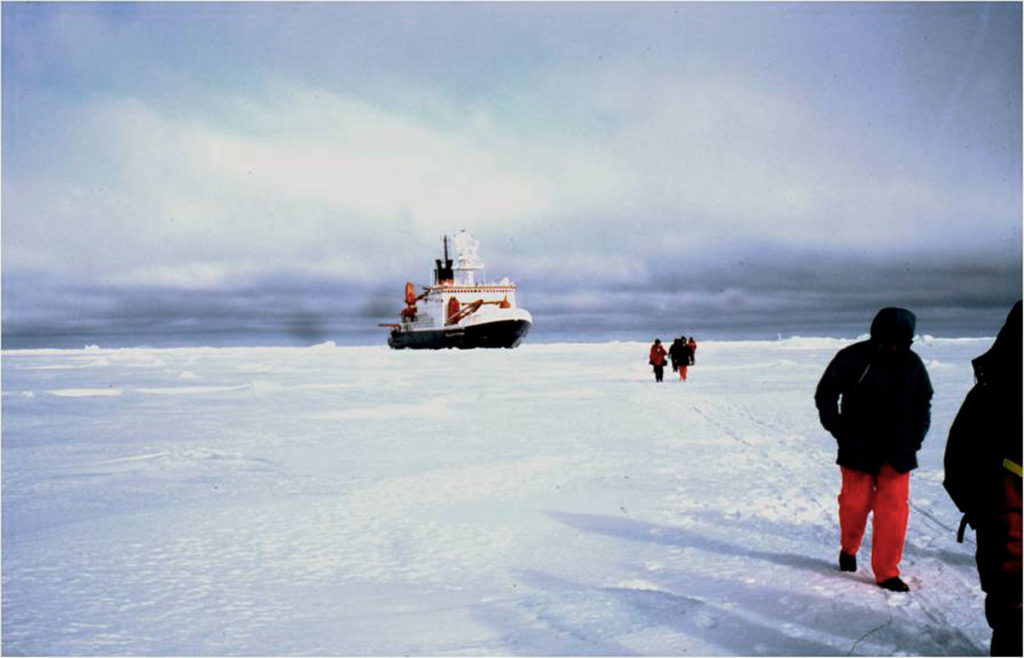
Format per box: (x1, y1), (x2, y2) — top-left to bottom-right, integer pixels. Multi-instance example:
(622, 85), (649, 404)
(944, 300), (1022, 656)
(669, 336), (694, 381)
(815, 307), (933, 592)
(669, 337), (684, 374)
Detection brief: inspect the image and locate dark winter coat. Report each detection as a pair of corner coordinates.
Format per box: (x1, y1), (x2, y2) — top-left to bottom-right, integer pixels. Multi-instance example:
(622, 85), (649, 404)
(668, 340), (693, 368)
(943, 301), (1022, 657)
(944, 300), (1022, 526)
(814, 308), (933, 475)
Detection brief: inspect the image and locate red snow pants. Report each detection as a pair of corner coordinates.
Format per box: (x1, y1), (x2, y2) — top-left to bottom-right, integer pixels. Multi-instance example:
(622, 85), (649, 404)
(838, 464), (910, 582)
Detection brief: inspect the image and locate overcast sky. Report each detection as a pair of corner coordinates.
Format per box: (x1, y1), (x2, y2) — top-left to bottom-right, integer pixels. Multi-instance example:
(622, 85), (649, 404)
(3, 2), (1021, 346)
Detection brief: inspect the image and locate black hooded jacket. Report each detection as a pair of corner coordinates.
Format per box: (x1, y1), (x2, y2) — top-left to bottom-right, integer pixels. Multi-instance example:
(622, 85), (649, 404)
(814, 308), (934, 475)
(944, 300), (1022, 524)
(669, 339), (693, 368)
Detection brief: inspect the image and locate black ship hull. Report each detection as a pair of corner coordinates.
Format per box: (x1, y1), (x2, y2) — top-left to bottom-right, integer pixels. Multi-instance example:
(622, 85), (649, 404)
(388, 319), (530, 350)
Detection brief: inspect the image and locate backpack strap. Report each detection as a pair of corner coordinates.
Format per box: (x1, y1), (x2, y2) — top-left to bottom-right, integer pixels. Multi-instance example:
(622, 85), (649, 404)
(957, 514), (969, 543)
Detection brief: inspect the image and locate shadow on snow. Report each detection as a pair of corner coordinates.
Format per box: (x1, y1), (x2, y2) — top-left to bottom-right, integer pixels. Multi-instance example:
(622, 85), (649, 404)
(535, 511), (983, 656)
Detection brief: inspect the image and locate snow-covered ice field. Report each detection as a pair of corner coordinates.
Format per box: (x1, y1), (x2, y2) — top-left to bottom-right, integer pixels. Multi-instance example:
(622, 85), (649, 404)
(1, 337), (996, 655)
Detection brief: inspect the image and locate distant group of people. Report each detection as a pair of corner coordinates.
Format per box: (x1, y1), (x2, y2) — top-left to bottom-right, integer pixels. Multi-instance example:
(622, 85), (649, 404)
(645, 304), (1021, 656)
(648, 335), (697, 382)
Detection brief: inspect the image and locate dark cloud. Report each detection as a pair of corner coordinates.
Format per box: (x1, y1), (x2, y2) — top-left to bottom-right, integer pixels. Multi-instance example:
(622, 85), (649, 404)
(514, 242), (1021, 340)
(1, 272), (389, 349)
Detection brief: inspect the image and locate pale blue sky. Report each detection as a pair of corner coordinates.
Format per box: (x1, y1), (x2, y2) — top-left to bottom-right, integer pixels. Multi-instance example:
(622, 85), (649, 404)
(2, 2), (1021, 346)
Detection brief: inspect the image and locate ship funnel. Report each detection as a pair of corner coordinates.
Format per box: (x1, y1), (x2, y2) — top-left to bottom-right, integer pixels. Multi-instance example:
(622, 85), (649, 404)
(434, 235), (454, 284)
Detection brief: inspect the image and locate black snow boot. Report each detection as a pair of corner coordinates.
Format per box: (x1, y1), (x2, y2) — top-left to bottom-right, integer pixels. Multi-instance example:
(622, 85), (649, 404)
(839, 551), (857, 572)
(878, 577), (910, 592)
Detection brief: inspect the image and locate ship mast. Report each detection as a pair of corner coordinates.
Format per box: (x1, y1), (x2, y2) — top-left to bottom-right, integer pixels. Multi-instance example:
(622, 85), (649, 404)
(434, 235), (454, 284)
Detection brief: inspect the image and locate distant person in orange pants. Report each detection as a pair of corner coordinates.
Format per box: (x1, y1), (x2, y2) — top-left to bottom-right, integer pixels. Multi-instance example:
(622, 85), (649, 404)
(814, 308), (933, 592)
(669, 336), (693, 381)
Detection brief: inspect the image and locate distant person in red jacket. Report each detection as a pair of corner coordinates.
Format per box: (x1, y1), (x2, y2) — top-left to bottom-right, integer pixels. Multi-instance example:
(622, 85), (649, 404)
(649, 339), (668, 383)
